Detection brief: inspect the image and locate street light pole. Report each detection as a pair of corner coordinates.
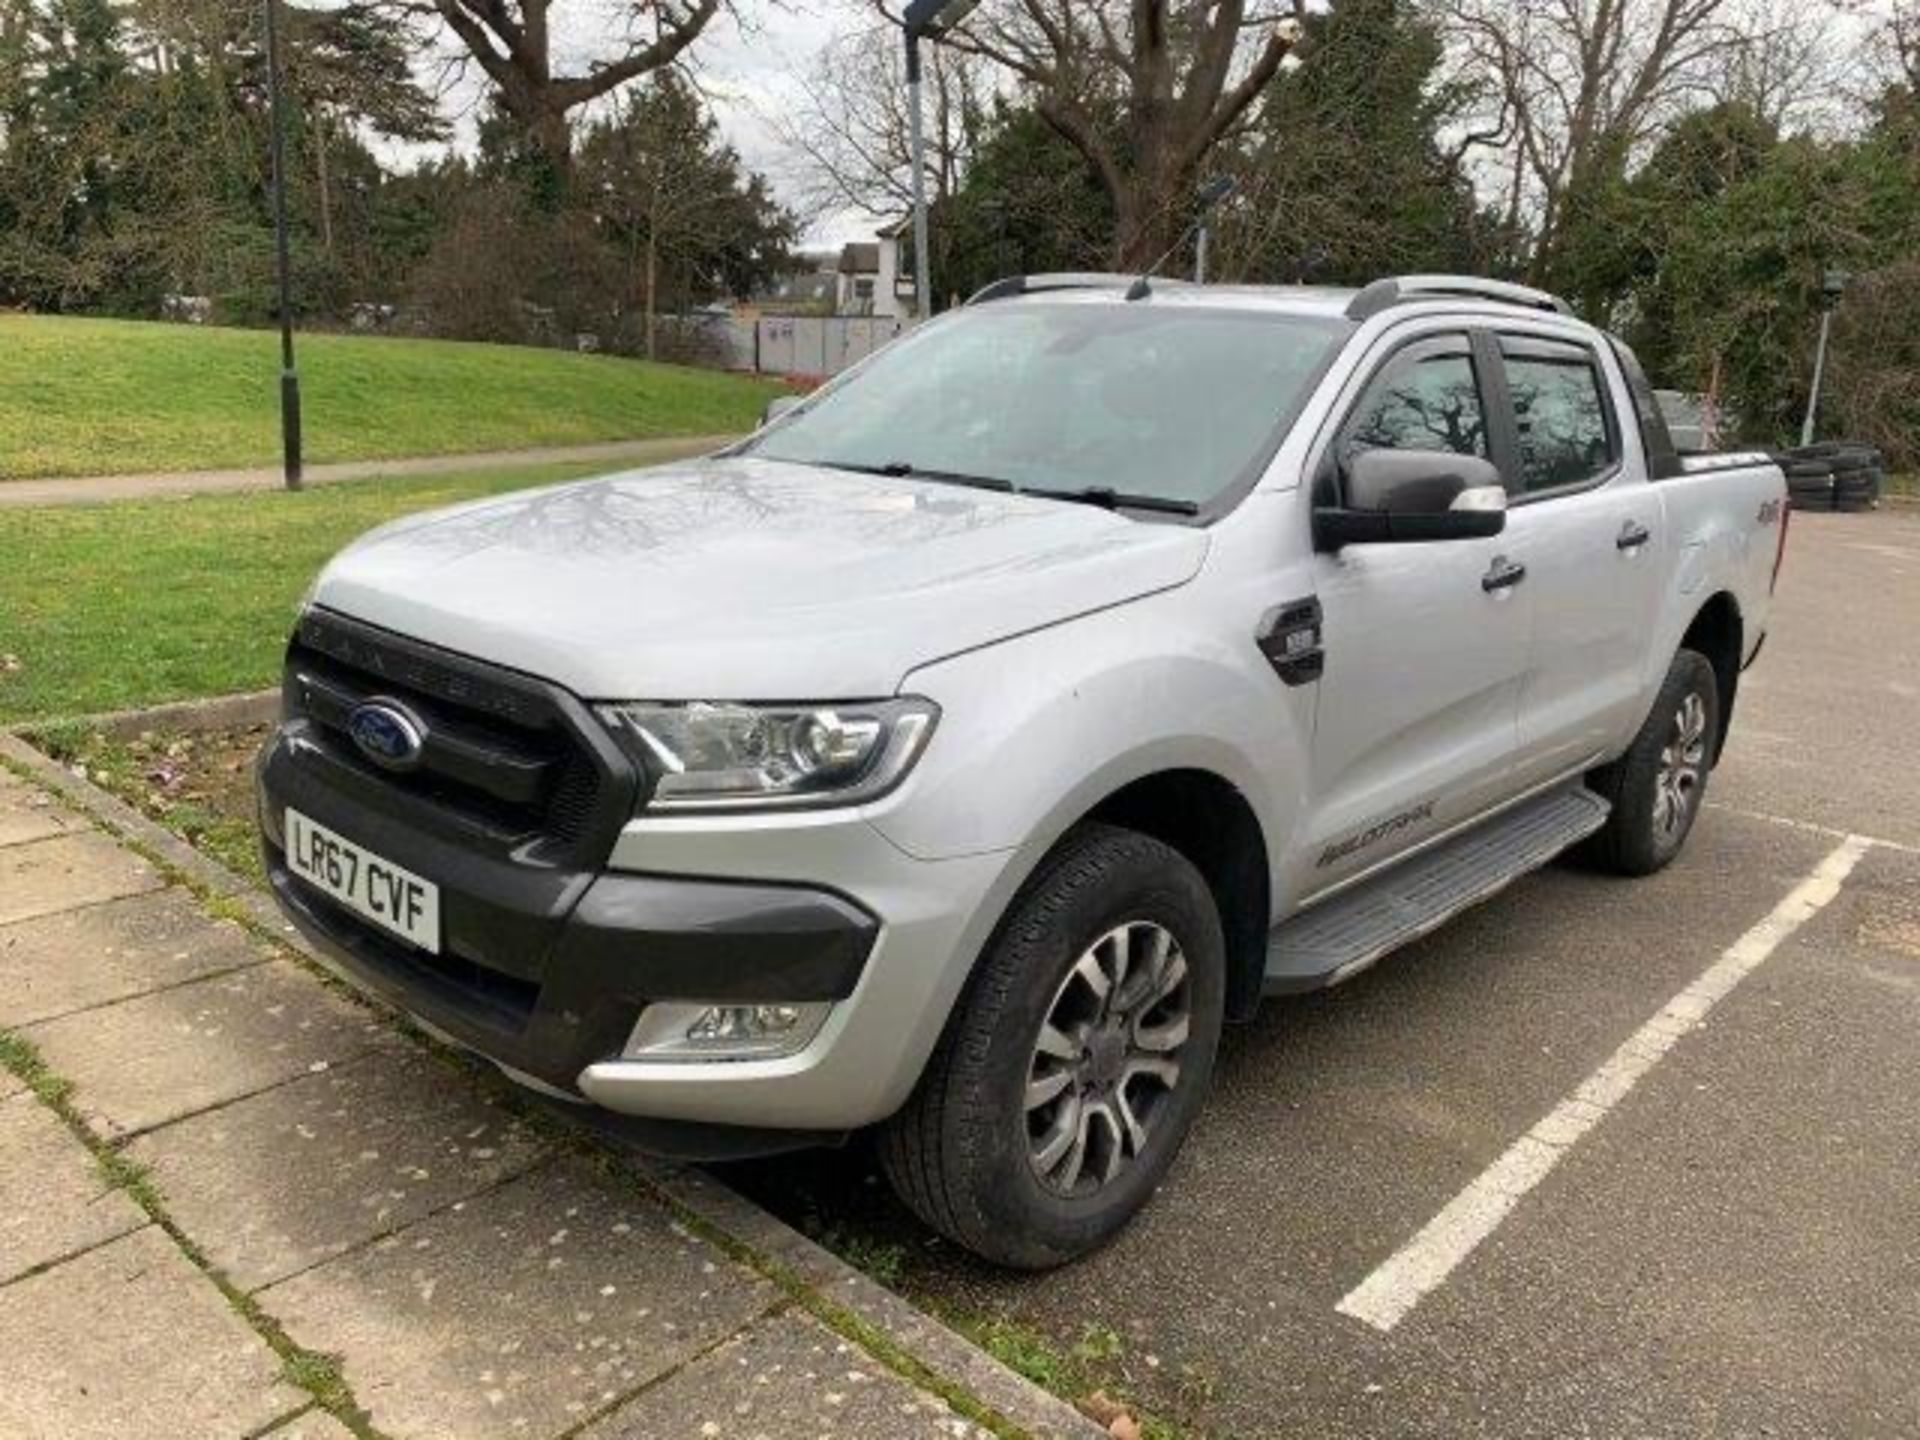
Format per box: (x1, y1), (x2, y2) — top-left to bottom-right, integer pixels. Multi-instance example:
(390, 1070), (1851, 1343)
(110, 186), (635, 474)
(905, 34), (933, 323)
(1798, 269), (1848, 448)
(1798, 309), (1833, 449)
(901, 0), (979, 323)
(1192, 176), (1234, 284)
(264, 0), (303, 490)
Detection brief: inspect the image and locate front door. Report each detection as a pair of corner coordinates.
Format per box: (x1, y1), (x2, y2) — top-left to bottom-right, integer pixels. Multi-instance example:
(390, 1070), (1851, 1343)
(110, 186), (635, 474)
(1299, 329), (1535, 901)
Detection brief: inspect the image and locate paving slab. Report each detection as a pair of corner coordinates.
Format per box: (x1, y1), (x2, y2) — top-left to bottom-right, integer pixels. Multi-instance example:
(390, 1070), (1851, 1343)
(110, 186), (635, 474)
(260, 1158), (779, 1440)
(130, 1048), (551, 1292)
(0, 831), (163, 926)
(0, 1225), (306, 1440)
(0, 1092), (146, 1284)
(0, 779), (84, 848)
(27, 959), (399, 1138)
(583, 1309), (993, 1439)
(0, 886), (270, 1028)
(263, 1411), (359, 1439)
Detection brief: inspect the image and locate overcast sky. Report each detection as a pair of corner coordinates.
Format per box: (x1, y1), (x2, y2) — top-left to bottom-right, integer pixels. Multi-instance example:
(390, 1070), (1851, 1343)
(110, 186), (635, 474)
(409, 0), (872, 250)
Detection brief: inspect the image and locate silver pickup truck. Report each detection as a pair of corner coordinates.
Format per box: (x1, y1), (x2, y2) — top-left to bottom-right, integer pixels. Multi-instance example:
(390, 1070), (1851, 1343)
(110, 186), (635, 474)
(257, 273), (1789, 1267)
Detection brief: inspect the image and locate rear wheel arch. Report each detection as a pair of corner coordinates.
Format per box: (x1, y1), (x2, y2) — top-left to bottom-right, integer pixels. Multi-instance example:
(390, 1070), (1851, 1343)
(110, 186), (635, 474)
(1678, 592), (1742, 761)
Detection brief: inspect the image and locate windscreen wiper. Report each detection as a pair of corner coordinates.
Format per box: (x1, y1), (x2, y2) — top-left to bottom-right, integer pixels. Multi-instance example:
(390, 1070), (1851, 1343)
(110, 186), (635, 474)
(1020, 485), (1201, 516)
(818, 460), (1015, 493)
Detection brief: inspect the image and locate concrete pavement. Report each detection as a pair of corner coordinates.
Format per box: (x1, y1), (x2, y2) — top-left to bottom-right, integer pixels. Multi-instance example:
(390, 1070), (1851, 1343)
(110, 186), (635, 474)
(0, 435), (735, 508)
(0, 766), (1099, 1438)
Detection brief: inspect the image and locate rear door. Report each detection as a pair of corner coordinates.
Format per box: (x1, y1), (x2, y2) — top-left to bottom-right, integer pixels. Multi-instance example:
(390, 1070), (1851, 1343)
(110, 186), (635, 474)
(1299, 327), (1535, 900)
(1491, 332), (1667, 784)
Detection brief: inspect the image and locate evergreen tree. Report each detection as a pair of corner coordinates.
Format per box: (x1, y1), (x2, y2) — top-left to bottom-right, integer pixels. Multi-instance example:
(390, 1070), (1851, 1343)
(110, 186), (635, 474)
(1215, 0), (1485, 284)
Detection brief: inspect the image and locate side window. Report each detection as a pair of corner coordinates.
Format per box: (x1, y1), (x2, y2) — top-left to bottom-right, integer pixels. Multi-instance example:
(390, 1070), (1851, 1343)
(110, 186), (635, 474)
(1338, 334), (1489, 466)
(1500, 339), (1617, 493)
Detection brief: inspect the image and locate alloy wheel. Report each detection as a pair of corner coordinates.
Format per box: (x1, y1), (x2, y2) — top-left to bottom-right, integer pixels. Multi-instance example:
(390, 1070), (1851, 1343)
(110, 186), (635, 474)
(1653, 689), (1709, 841)
(1024, 920), (1192, 1197)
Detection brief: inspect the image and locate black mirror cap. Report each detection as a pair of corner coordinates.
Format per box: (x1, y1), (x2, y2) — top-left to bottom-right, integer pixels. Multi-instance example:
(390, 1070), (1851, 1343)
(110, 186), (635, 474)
(1314, 447), (1507, 549)
(1344, 448), (1503, 512)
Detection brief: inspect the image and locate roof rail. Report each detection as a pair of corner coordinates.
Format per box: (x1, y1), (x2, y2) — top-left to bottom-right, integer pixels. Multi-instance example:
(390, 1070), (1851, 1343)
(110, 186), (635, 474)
(1345, 274), (1571, 321)
(967, 273), (1182, 305)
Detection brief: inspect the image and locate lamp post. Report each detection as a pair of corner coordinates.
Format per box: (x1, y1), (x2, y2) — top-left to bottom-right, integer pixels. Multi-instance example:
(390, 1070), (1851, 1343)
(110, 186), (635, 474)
(1192, 175), (1235, 283)
(901, 0), (980, 322)
(264, 0), (302, 490)
(1799, 268), (1849, 448)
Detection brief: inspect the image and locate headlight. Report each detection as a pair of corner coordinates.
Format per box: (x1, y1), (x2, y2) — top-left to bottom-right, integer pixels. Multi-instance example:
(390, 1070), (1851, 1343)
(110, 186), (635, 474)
(598, 698), (938, 812)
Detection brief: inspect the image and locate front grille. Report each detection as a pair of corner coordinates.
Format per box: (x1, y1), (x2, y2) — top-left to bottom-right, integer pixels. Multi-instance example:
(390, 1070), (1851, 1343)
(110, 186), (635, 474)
(285, 609), (633, 862)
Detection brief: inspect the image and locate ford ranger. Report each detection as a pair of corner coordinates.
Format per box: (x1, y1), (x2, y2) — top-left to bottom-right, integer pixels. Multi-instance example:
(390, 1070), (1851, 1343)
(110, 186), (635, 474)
(258, 273), (1789, 1267)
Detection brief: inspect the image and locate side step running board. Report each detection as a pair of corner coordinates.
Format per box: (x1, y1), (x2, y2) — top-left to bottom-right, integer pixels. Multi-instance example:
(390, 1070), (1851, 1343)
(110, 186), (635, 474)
(1265, 784), (1611, 994)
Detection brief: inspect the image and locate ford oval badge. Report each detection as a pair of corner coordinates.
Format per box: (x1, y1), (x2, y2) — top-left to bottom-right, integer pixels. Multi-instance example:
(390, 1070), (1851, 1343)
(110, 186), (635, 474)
(347, 700), (426, 772)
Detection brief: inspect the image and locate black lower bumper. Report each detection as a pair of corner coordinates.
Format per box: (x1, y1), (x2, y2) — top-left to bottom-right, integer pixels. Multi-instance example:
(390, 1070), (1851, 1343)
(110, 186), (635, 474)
(258, 725), (878, 1095)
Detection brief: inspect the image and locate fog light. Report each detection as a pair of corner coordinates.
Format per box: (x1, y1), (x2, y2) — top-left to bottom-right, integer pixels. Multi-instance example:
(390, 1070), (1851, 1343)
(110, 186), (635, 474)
(621, 1001), (832, 1062)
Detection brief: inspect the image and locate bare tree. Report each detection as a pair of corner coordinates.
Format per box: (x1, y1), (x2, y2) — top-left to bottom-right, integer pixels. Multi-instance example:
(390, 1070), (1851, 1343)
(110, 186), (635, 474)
(773, 19), (985, 227)
(1856, 0), (1919, 91)
(408, 0), (724, 184)
(1433, 0), (1752, 275)
(910, 0), (1305, 267)
(1704, 0), (1852, 134)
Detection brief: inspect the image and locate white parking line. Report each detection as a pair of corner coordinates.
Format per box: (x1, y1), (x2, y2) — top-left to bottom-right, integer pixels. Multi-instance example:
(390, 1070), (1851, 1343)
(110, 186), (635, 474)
(1335, 834), (1875, 1334)
(1705, 801), (1920, 857)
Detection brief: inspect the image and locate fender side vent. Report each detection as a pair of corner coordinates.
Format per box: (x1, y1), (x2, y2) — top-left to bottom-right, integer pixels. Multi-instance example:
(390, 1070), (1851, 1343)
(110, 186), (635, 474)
(1257, 598), (1324, 686)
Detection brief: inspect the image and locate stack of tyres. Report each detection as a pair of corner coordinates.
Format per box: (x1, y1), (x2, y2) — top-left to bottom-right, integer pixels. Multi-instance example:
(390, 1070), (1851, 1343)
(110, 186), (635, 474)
(1830, 448), (1883, 512)
(1775, 442), (1884, 514)
(1782, 457), (1836, 511)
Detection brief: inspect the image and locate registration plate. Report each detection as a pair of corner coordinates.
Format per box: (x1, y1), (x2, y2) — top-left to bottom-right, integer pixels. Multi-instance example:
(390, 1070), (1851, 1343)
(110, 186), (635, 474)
(285, 808), (440, 953)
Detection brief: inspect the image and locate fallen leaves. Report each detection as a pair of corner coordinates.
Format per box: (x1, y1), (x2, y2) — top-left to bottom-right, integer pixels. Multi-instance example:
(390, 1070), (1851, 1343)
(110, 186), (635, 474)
(1077, 1389), (1143, 1439)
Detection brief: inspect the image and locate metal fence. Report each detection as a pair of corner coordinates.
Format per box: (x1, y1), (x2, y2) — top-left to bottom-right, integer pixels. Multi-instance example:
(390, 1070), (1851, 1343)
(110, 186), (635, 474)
(664, 313), (907, 379)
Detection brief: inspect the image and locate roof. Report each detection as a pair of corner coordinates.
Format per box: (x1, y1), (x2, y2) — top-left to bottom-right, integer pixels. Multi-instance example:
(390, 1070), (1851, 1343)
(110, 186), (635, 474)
(836, 243), (880, 274)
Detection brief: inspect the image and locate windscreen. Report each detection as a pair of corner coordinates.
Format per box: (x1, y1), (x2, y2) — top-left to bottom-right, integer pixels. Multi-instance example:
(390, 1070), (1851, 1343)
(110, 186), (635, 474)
(744, 302), (1352, 512)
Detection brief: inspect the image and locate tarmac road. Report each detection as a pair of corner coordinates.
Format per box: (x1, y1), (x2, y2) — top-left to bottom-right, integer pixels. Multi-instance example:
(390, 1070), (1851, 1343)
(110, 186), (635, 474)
(731, 508), (1920, 1439)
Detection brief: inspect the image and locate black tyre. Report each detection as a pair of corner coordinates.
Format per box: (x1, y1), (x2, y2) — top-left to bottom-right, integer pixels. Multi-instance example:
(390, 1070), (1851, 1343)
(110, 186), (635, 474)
(1584, 650), (1720, 876)
(880, 824), (1225, 1269)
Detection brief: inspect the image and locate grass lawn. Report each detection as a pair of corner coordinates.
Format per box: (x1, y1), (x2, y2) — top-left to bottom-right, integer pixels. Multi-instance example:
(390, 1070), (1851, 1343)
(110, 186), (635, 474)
(0, 460), (607, 723)
(0, 313), (778, 479)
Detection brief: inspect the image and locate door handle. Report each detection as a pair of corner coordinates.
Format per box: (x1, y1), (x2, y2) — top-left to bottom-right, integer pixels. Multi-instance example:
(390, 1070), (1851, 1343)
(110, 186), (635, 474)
(1482, 556), (1527, 593)
(1616, 519), (1651, 551)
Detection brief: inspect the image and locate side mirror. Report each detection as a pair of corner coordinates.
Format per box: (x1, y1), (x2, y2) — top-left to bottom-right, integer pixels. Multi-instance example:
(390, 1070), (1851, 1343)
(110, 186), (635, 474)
(1314, 448), (1507, 549)
(760, 393), (804, 427)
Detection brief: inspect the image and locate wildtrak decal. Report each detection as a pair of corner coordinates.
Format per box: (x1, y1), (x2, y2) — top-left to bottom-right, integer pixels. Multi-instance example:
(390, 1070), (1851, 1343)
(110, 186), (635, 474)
(1318, 800), (1435, 868)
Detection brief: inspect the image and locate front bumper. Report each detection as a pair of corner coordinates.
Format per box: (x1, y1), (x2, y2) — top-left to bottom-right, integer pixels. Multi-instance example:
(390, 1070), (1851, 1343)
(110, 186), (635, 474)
(258, 723), (1016, 1137)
